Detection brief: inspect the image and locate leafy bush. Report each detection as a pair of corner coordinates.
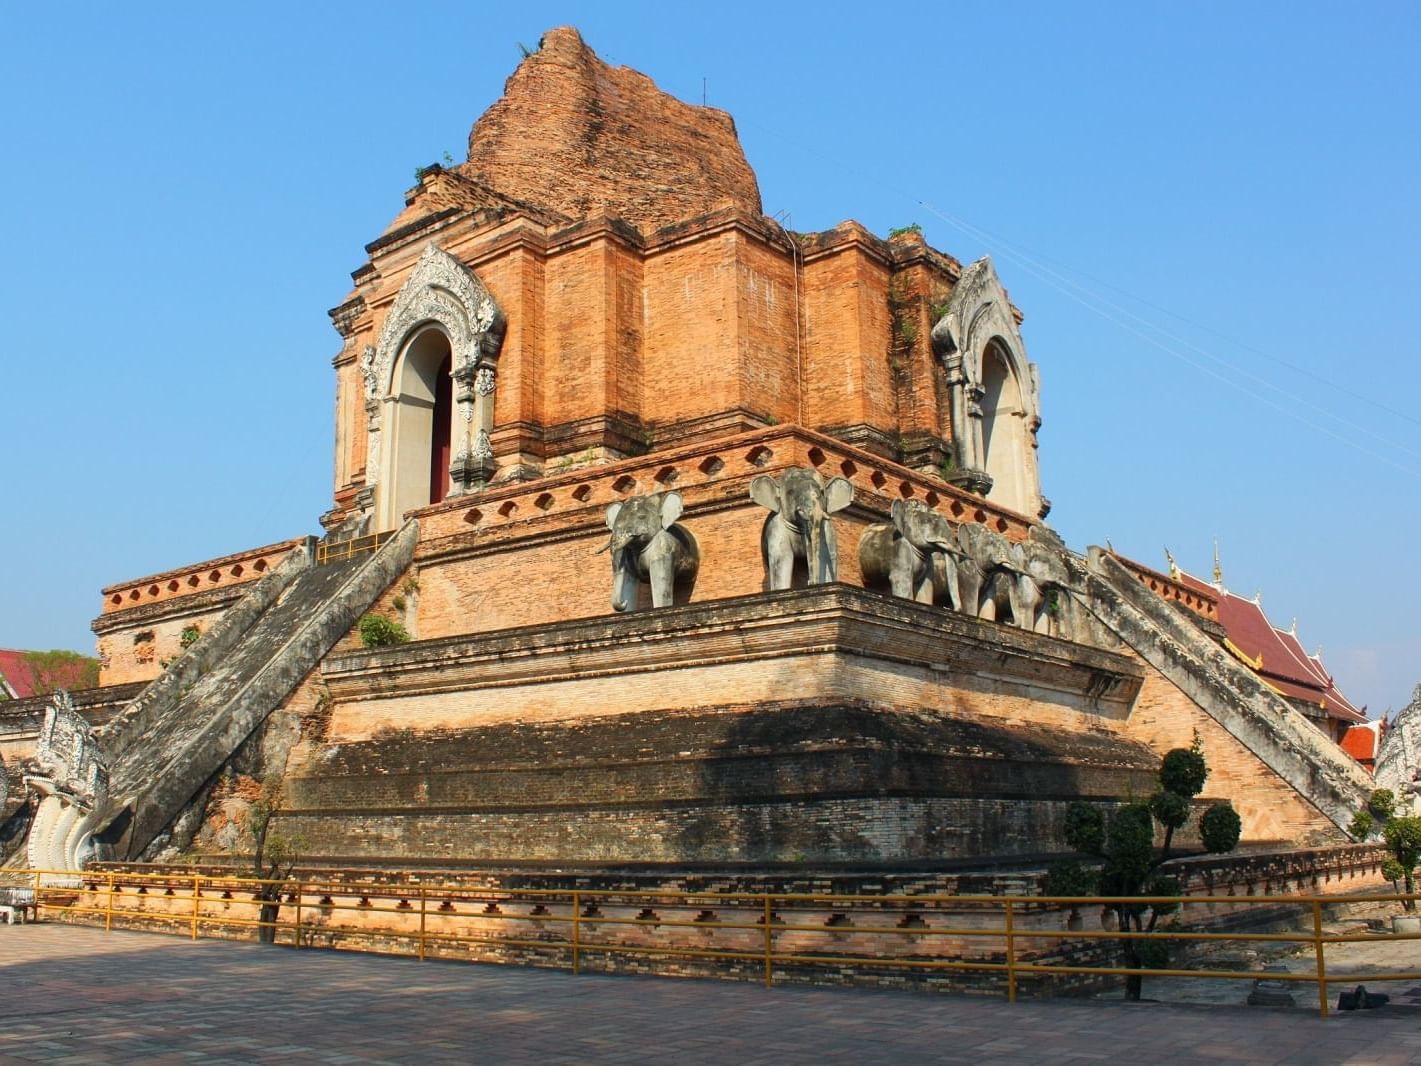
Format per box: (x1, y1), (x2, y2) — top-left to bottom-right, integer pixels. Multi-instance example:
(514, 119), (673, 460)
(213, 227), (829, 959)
(358, 614), (410, 648)
(1351, 789), (1420, 911)
(1369, 789), (1398, 820)
(1200, 802), (1242, 853)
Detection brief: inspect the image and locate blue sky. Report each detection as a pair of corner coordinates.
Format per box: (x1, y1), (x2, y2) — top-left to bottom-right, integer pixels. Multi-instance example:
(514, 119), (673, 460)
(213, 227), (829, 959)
(2, 2), (1417, 714)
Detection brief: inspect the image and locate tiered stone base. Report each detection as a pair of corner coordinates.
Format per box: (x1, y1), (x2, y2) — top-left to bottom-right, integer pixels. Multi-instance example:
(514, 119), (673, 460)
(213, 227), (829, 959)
(277, 585), (1162, 864)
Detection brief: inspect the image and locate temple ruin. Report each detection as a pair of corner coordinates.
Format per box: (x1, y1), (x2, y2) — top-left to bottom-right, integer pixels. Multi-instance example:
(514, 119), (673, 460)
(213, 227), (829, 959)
(0, 28), (1380, 877)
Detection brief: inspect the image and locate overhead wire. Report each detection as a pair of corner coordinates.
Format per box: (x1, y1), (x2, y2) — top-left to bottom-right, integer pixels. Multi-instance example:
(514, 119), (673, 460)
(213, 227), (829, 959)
(743, 117), (1421, 480)
(915, 200), (1421, 464)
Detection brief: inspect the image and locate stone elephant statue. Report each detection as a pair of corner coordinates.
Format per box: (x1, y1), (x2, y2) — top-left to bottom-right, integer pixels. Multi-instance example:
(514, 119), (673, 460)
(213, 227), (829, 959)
(858, 499), (966, 607)
(956, 522), (1033, 628)
(1017, 539), (1074, 636)
(600, 491), (699, 611)
(750, 467), (854, 590)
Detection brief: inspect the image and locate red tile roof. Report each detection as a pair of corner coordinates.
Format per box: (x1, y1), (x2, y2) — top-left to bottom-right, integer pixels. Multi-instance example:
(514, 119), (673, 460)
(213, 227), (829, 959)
(0, 649), (95, 700)
(1176, 576), (1367, 724)
(1339, 720), (1382, 765)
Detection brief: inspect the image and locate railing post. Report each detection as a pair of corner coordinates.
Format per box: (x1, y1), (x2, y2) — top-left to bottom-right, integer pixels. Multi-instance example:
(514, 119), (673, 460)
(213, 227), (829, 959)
(33, 869), (42, 923)
(293, 880), (304, 948)
(764, 895), (774, 989)
(1313, 899), (1329, 1017)
(105, 873), (115, 933)
(191, 875), (201, 941)
(1005, 898), (1017, 1004)
(571, 891), (581, 975)
(417, 888), (427, 961)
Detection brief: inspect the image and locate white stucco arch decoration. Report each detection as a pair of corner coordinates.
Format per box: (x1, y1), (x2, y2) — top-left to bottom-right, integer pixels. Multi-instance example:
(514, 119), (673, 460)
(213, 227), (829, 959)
(930, 256), (1044, 518)
(363, 244), (505, 529)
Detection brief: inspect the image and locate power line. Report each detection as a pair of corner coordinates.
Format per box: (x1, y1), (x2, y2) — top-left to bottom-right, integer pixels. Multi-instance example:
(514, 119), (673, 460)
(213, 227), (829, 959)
(917, 201), (1421, 467)
(741, 117), (1421, 478)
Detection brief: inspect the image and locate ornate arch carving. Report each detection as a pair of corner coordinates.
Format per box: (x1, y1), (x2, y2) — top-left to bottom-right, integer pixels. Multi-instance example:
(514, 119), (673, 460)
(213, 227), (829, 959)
(931, 256), (1044, 516)
(363, 245), (506, 516)
(366, 243), (505, 401)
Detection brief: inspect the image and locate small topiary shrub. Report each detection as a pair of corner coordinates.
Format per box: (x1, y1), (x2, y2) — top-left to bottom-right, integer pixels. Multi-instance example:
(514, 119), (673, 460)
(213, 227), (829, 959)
(359, 613), (410, 648)
(1048, 733), (1240, 1000)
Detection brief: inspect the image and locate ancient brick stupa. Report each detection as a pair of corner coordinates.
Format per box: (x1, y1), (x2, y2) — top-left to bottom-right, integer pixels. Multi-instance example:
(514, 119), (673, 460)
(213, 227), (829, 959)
(6, 28), (1373, 874)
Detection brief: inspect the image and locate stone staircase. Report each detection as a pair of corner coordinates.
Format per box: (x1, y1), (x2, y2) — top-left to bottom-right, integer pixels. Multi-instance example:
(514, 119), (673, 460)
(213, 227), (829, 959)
(88, 520), (418, 862)
(1079, 547), (1371, 830)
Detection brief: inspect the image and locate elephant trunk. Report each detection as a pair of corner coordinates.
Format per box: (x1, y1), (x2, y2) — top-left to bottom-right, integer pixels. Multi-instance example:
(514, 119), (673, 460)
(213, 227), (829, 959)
(799, 502), (829, 584)
(610, 548), (635, 612)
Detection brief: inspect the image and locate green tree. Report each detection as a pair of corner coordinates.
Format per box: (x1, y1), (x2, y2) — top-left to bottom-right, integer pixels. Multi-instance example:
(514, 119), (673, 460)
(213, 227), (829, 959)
(245, 780), (303, 944)
(1350, 788), (1421, 911)
(1048, 737), (1241, 1000)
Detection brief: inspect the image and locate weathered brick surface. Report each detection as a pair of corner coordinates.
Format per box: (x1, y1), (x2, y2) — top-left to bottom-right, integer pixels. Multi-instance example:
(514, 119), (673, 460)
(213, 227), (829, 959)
(1122, 658), (1338, 845)
(460, 27), (761, 234)
(93, 540), (303, 686)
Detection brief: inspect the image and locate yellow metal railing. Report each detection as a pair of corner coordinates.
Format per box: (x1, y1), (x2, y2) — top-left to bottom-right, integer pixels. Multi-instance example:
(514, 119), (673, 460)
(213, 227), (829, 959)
(20, 868), (1421, 1017)
(316, 532), (393, 566)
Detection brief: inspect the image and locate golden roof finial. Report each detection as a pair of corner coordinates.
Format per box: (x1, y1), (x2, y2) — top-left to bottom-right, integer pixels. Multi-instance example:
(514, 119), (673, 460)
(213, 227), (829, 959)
(1212, 539), (1223, 586)
(1164, 546), (1178, 579)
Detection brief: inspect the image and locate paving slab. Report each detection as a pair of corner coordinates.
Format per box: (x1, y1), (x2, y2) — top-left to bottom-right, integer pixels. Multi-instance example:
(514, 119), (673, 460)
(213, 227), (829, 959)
(2, 925), (1421, 1063)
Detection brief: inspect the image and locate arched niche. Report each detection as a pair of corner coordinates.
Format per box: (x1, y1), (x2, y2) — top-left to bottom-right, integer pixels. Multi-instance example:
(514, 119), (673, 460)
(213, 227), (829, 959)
(979, 338), (1031, 514)
(383, 326), (454, 527)
(930, 256), (1044, 518)
(360, 244), (506, 531)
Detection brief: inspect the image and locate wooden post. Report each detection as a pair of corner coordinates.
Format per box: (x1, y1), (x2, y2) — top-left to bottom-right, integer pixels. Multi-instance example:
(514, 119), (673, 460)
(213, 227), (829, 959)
(191, 875), (201, 941)
(571, 891), (581, 975)
(764, 895), (774, 989)
(418, 888), (428, 961)
(105, 873), (115, 932)
(1005, 898), (1017, 1004)
(1313, 899), (1329, 1017)
(293, 880), (304, 948)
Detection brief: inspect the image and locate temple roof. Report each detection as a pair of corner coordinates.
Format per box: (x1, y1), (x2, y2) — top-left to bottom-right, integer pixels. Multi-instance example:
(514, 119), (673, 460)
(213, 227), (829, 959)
(1339, 719), (1382, 765)
(0, 648), (93, 700)
(1174, 570), (1366, 724)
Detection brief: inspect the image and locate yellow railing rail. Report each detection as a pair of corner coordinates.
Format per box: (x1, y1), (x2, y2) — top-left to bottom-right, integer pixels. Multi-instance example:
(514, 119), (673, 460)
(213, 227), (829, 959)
(315, 531), (393, 566)
(21, 867), (1420, 1018)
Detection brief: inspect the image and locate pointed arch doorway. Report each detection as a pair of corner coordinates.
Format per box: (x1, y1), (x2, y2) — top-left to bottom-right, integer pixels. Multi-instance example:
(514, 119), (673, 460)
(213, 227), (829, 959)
(384, 326), (454, 525)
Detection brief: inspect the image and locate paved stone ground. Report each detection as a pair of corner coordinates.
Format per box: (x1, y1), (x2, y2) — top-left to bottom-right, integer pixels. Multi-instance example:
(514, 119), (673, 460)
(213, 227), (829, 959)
(3, 925), (1421, 1064)
(1130, 905), (1421, 1010)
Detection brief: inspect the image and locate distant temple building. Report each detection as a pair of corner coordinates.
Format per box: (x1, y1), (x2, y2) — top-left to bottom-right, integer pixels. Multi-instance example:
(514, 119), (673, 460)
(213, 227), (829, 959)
(1, 29), (1380, 875)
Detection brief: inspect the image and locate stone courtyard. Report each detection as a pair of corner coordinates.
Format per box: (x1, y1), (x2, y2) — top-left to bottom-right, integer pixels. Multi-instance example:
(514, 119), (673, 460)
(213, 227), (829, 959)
(3, 924), (1421, 1064)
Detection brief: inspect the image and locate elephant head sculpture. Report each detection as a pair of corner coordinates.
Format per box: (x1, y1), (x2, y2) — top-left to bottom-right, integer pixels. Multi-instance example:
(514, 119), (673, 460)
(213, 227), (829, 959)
(858, 499), (965, 607)
(600, 491), (699, 611)
(1018, 539), (1075, 636)
(750, 467), (854, 590)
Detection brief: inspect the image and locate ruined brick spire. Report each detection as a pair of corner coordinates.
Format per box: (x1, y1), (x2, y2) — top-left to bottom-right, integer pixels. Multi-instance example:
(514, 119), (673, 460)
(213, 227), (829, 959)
(459, 26), (763, 233)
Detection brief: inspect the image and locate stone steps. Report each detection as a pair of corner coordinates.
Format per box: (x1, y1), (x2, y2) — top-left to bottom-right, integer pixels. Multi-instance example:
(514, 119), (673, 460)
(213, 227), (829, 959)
(91, 521), (418, 861)
(1081, 547), (1371, 830)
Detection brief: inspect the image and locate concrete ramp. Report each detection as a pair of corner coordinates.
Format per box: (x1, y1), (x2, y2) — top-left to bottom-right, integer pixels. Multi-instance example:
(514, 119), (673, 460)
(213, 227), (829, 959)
(1080, 547), (1371, 831)
(91, 521), (417, 861)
